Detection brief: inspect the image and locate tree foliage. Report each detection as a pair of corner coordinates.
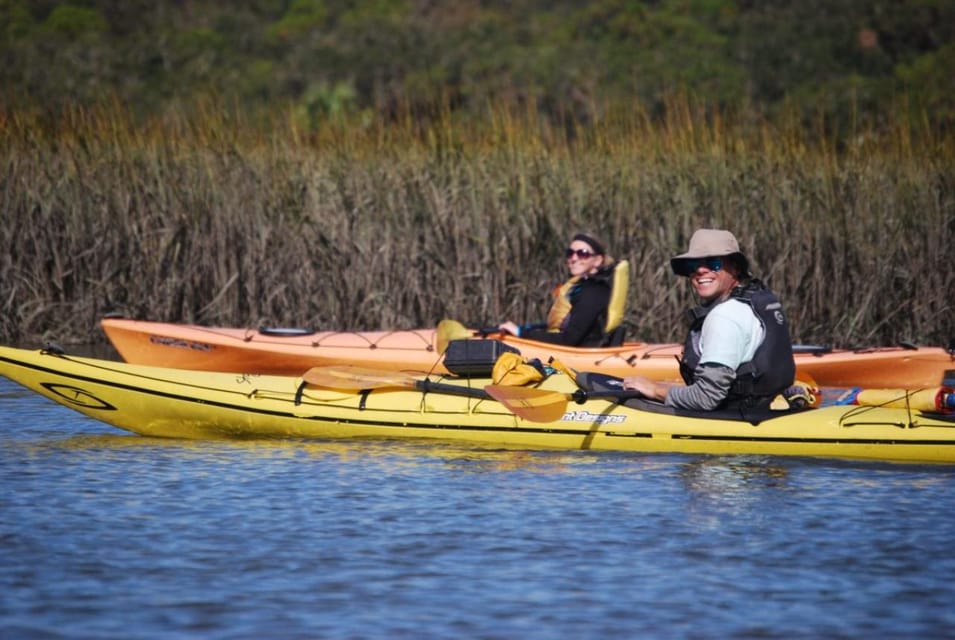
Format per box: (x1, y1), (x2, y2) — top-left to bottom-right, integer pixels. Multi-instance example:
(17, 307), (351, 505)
(2, 0), (954, 132)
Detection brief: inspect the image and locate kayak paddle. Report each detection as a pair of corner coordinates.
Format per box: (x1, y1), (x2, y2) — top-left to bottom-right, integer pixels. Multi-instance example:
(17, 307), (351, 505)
(303, 365), (491, 400)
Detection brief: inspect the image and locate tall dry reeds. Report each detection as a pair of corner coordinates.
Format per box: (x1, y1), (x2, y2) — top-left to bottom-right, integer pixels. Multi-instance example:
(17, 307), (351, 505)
(1, 97), (952, 348)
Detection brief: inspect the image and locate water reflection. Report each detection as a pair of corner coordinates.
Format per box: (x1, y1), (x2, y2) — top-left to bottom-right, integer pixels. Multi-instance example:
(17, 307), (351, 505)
(679, 456), (790, 494)
(12, 430), (603, 473)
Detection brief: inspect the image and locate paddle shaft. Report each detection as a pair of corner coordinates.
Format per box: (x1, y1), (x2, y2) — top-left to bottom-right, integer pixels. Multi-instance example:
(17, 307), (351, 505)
(567, 388), (645, 404)
(413, 378), (492, 400)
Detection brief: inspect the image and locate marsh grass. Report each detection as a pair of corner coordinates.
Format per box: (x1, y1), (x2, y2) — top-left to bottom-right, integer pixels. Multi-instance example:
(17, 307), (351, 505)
(1, 96), (953, 348)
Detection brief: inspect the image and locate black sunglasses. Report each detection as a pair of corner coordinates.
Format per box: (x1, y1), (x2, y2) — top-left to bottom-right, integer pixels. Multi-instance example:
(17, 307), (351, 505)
(565, 248), (596, 259)
(678, 256), (723, 275)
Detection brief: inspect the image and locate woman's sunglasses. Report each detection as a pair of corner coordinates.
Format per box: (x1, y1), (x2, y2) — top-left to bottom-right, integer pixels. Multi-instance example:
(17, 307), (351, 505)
(677, 256), (723, 275)
(565, 248), (596, 259)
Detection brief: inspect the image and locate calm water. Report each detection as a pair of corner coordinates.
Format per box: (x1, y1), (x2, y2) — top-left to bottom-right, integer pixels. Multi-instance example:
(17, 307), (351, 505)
(2, 376), (955, 640)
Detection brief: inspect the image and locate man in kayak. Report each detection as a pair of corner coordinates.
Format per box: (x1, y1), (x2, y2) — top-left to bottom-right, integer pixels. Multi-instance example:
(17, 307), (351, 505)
(623, 229), (795, 410)
(497, 232), (619, 347)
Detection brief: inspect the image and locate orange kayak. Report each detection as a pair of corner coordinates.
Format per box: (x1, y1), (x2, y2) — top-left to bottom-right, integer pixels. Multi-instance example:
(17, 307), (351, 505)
(99, 316), (684, 379)
(99, 317), (954, 388)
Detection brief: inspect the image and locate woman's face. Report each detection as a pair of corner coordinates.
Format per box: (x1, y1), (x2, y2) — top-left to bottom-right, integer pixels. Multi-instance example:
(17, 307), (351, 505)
(565, 240), (604, 277)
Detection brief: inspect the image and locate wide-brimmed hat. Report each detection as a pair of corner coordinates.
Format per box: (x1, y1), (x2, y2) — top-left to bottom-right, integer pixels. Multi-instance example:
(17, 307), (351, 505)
(670, 229), (750, 277)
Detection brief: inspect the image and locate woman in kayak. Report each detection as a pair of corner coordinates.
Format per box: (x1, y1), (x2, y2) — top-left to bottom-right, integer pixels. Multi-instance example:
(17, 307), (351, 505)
(622, 228), (795, 410)
(497, 232), (617, 347)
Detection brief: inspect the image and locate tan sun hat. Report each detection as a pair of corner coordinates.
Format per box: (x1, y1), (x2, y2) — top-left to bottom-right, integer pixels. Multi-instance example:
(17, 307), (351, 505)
(670, 228), (751, 277)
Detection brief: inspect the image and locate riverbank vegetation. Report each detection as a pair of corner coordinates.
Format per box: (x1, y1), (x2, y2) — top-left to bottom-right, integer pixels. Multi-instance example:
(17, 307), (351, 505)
(2, 1), (953, 347)
(2, 97), (952, 347)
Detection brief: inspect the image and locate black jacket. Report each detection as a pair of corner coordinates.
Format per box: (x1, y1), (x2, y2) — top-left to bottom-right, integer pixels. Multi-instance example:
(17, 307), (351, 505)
(522, 270), (613, 347)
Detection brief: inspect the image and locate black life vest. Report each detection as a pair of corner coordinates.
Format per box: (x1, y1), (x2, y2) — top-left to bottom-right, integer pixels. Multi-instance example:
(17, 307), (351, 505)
(679, 280), (796, 409)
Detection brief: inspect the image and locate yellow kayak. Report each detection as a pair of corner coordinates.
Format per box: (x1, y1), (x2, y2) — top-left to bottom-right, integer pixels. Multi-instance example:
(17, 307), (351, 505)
(2, 344), (954, 464)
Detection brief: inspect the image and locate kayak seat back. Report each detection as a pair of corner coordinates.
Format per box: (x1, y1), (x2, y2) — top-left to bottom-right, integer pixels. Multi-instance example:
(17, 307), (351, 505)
(602, 260), (629, 347)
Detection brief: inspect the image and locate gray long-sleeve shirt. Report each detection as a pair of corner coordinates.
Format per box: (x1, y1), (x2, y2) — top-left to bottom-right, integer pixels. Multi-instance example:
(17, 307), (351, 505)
(664, 363), (736, 410)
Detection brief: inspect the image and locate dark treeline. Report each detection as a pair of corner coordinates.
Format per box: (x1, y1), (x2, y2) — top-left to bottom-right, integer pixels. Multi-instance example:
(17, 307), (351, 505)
(2, 1), (954, 132)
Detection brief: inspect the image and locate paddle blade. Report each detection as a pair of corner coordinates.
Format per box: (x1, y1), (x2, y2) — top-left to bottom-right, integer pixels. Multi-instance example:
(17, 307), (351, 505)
(436, 319), (474, 355)
(303, 365), (419, 391)
(484, 385), (569, 422)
